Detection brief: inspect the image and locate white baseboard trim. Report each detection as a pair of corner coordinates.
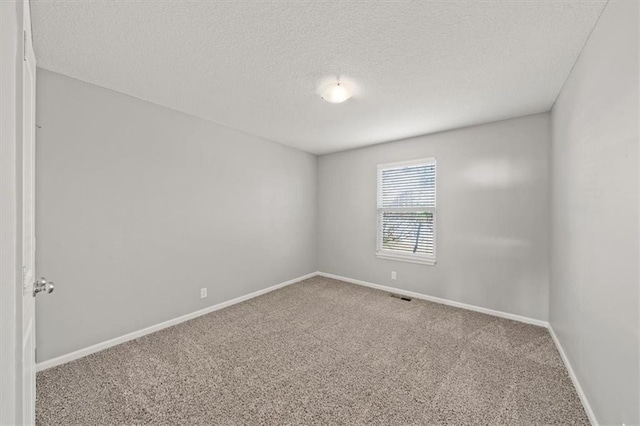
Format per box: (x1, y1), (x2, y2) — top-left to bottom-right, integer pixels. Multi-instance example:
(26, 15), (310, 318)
(36, 271), (318, 372)
(317, 272), (549, 328)
(548, 325), (598, 426)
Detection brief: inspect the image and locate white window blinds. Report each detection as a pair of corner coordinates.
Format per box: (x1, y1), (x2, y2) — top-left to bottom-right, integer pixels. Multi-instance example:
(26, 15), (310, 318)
(376, 158), (436, 265)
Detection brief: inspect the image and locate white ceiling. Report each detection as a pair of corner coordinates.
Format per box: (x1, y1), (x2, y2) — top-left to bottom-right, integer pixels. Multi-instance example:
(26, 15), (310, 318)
(32, 1), (606, 155)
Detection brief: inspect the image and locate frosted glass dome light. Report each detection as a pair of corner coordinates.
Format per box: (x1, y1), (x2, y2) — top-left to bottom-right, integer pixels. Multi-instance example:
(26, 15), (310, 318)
(319, 82), (352, 103)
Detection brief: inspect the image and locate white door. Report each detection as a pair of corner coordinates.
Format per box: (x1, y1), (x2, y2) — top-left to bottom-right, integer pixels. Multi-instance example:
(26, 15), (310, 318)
(21, 1), (37, 423)
(21, 2), (54, 424)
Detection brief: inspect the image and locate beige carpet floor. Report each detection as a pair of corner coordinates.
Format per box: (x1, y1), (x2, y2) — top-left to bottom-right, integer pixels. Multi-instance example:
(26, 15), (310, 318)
(36, 276), (588, 425)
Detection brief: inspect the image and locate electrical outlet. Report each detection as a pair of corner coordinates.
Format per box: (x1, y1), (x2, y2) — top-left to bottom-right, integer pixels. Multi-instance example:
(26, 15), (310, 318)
(200, 288), (207, 299)
(391, 271), (397, 280)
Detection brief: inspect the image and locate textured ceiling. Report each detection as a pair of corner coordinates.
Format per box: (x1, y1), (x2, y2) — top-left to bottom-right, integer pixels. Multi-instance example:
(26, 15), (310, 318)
(31, 1), (606, 154)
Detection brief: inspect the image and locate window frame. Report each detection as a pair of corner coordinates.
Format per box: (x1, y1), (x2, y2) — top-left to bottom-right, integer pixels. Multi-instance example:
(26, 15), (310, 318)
(376, 157), (437, 266)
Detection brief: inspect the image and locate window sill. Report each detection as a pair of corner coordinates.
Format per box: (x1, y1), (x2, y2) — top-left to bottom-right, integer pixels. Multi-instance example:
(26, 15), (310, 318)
(376, 251), (436, 266)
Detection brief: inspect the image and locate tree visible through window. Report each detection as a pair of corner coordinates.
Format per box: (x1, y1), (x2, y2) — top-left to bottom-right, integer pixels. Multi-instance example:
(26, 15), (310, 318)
(376, 158), (436, 265)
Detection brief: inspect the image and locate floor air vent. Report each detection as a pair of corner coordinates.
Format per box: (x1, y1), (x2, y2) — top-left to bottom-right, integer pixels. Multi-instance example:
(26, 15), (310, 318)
(390, 293), (412, 302)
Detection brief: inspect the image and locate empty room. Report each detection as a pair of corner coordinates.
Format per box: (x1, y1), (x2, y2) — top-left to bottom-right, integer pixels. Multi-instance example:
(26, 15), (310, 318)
(1, 0), (638, 425)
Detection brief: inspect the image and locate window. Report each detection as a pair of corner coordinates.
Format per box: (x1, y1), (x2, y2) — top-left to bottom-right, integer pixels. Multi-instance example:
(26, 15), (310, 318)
(376, 158), (436, 265)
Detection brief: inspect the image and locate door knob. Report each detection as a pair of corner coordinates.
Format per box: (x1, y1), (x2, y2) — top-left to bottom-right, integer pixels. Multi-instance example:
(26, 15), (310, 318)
(33, 277), (54, 296)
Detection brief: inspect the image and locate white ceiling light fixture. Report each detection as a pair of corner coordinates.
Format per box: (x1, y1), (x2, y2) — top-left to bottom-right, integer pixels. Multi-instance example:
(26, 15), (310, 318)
(319, 81), (352, 104)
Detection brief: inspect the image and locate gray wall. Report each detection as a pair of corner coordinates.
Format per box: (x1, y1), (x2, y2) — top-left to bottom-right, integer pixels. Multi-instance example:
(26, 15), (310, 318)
(318, 113), (551, 321)
(35, 69), (317, 362)
(549, 1), (639, 424)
